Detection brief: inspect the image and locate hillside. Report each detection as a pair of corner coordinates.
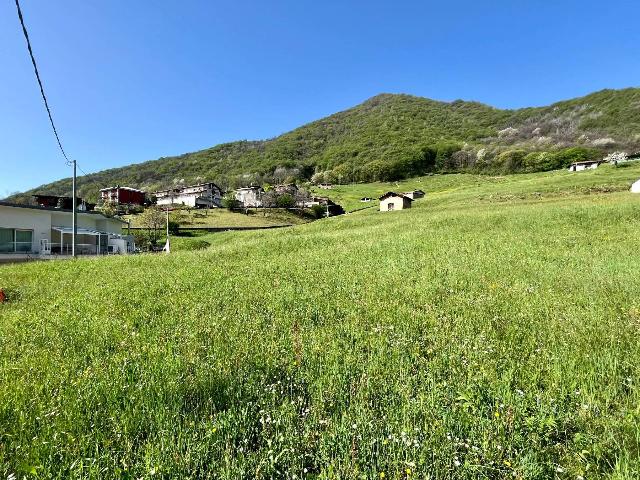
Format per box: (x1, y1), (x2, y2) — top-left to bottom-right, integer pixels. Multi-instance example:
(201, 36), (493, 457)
(8, 87), (640, 203)
(2, 167), (640, 477)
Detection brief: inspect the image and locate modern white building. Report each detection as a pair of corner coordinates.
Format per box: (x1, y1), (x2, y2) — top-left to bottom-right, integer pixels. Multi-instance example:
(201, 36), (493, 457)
(0, 201), (134, 262)
(631, 179), (640, 193)
(154, 182), (223, 208)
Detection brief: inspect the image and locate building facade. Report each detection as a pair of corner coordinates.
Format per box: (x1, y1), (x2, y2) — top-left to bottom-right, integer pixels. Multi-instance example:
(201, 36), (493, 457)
(100, 186), (146, 206)
(0, 202), (133, 262)
(568, 161), (601, 172)
(155, 182), (223, 208)
(379, 192), (413, 211)
(235, 186), (264, 207)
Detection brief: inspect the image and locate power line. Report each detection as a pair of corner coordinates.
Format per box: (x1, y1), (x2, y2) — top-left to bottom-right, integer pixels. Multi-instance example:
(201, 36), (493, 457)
(14, 0), (71, 165)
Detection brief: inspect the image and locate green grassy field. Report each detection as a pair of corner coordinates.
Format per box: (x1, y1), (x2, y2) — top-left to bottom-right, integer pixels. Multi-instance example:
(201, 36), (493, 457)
(2, 167), (640, 478)
(313, 162), (640, 212)
(124, 208), (308, 229)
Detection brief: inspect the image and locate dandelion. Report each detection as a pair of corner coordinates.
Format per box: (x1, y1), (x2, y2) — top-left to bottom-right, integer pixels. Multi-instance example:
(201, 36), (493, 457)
(494, 411), (500, 418)
(503, 460), (511, 467)
(379, 473), (385, 479)
(405, 468), (412, 475)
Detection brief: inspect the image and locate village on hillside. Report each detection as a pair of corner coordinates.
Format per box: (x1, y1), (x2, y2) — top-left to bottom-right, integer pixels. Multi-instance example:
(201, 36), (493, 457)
(3, 149), (640, 263)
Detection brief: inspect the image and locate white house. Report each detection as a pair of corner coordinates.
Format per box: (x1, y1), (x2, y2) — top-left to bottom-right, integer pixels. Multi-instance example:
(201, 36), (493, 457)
(0, 201), (134, 262)
(631, 179), (640, 193)
(155, 182), (223, 208)
(235, 186), (264, 207)
(379, 192), (413, 212)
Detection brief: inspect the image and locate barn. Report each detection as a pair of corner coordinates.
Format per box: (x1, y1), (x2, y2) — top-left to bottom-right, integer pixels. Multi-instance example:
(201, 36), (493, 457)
(379, 192), (413, 211)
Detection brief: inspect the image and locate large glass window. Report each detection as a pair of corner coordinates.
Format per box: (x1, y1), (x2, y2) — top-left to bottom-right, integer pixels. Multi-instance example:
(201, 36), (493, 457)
(15, 230), (33, 252)
(0, 229), (12, 253)
(0, 228), (33, 253)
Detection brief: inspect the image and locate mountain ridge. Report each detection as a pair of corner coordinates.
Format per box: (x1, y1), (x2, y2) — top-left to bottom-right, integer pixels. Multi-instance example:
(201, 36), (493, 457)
(8, 87), (640, 203)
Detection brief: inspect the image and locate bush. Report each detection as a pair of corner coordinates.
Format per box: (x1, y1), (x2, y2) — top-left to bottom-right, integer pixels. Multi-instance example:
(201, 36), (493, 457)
(275, 194), (296, 208)
(494, 150), (528, 172)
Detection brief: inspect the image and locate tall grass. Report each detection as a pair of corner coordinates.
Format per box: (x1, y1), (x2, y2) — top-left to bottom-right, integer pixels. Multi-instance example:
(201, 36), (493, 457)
(1, 171), (640, 478)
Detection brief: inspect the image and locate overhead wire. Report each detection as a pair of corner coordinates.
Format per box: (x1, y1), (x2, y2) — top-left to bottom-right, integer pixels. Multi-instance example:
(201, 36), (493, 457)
(14, 0), (72, 165)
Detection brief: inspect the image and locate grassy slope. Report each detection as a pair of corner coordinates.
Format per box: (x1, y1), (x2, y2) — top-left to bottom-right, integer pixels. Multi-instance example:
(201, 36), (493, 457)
(9, 88), (640, 203)
(2, 169), (640, 478)
(314, 161), (640, 212)
(125, 208), (308, 229)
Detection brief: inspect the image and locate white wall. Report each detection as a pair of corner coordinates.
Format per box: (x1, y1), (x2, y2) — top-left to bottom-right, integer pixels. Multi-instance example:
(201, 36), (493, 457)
(0, 206), (123, 255)
(0, 206), (52, 253)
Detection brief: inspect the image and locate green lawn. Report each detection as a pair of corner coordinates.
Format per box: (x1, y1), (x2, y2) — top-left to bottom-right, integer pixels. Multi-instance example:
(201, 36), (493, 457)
(124, 207), (309, 229)
(2, 167), (640, 478)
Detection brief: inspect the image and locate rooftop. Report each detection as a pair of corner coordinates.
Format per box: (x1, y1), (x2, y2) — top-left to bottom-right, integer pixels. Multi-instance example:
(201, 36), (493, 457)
(0, 201), (127, 223)
(378, 192), (413, 201)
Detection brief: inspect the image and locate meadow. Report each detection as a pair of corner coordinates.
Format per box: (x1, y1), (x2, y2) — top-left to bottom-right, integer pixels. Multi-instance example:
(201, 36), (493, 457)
(1, 166), (640, 478)
(124, 207), (307, 229)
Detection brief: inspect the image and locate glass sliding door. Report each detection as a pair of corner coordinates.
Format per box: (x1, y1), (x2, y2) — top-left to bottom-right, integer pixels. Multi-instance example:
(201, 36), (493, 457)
(15, 230), (33, 252)
(0, 228), (33, 253)
(0, 228), (13, 253)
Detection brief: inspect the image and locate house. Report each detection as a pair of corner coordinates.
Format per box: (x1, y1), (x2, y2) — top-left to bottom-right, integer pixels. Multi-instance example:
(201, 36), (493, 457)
(631, 179), (640, 193)
(274, 184), (298, 195)
(568, 160), (602, 172)
(33, 195), (95, 211)
(379, 192), (413, 212)
(0, 201), (134, 262)
(360, 197), (373, 202)
(403, 189), (425, 200)
(318, 183), (333, 190)
(297, 196), (344, 216)
(235, 186), (264, 207)
(100, 186), (146, 206)
(155, 182), (223, 208)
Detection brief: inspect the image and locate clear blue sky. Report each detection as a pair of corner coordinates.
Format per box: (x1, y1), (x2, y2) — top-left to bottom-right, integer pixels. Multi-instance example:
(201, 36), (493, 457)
(1, 0), (639, 197)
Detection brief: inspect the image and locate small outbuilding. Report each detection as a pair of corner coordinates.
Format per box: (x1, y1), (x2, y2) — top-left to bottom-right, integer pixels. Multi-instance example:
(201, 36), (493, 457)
(379, 192), (413, 212)
(568, 160), (602, 172)
(403, 189), (425, 200)
(631, 179), (640, 193)
(360, 197), (373, 202)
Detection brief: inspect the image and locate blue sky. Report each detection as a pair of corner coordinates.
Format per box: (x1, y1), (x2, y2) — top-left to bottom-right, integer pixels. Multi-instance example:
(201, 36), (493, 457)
(1, 0), (639, 197)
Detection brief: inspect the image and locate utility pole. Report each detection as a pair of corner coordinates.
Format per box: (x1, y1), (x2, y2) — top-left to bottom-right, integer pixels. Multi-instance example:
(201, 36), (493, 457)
(164, 207), (170, 253)
(72, 159), (77, 258)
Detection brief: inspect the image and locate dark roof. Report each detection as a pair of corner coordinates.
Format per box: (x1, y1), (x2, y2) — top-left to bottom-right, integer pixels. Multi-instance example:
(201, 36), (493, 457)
(0, 201), (127, 223)
(99, 186), (145, 193)
(378, 191), (413, 201)
(571, 160), (602, 165)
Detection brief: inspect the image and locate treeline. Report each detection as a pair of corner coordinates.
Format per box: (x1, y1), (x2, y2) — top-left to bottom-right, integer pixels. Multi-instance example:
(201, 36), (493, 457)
(309, 145), (603, 183)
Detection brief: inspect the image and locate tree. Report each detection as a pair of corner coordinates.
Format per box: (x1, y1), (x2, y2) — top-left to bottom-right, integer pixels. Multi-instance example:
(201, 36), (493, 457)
(99, 201), (117, 218)
(222, 192), (240, 210)
(139, 207), (165, 246)
(604, 151), (628, 165)
(275, 193), (296, 208)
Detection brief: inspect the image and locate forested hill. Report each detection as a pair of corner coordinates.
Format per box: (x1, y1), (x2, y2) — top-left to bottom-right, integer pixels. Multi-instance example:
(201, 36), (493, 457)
(9, 87), (640, 203)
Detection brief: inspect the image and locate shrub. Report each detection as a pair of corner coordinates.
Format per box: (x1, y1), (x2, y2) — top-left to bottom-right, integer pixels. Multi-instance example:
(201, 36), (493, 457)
(275, 193), (296, 208)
